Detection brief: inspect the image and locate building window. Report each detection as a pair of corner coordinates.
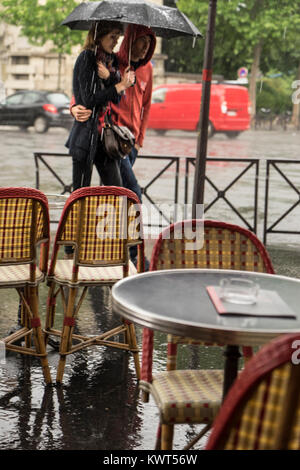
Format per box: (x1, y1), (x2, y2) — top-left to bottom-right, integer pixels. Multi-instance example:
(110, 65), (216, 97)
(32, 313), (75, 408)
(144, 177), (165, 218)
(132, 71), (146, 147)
(13, 74), (29, 80)
(11, 56), (29, 65)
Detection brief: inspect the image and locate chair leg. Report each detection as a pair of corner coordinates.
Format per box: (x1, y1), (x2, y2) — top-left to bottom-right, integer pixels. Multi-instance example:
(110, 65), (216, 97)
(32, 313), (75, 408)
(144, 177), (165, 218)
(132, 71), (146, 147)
(56, 287), (77, 383)
(127, 322), (141, 380)
(23, 287), (32, 349)
(183, 422), (212, 450)
(167, 342), (178, 371)
(242, 346), (253, 363)
(29, 286), (52, 385)
(155, 424), (162, 450)
(161, 424), (174, 450)
(44, 282), (57, 345)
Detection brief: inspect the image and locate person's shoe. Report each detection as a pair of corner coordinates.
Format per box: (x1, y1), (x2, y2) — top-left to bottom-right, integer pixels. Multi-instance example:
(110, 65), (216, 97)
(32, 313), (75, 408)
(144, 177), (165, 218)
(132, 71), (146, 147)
(47, 337), (60, 351)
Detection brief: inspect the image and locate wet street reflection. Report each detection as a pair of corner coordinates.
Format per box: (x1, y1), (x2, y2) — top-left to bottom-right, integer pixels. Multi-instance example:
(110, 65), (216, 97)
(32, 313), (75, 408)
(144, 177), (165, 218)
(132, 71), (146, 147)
(0, 126), (300, 450)
(0, 283), (223, 450)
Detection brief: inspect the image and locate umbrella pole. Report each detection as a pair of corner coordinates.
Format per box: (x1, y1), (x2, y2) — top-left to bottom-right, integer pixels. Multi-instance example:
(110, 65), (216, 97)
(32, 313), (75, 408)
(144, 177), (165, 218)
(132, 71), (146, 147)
(84, 22), (98, 187)
(192, 0), (217, 217)
(128, 35), (132, 65)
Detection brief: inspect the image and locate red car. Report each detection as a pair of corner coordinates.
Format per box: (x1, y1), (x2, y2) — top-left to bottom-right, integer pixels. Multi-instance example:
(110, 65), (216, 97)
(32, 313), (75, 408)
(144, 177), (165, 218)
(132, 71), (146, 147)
(147, 83), (251, 138)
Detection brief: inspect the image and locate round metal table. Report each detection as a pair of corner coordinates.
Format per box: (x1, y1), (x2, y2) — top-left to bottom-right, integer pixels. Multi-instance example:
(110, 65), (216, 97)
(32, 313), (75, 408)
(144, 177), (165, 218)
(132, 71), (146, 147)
(112, 269), (300, 395)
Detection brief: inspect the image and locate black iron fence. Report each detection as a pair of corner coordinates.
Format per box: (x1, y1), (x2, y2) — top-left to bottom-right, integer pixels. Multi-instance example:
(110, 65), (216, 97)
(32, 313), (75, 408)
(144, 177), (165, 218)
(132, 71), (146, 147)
(34, 152), (300, 245)
(34, 152), (258, 232)
(263, 159), (300, 244)
(34, 152), (73, 194)
(184, 157), (259, 233)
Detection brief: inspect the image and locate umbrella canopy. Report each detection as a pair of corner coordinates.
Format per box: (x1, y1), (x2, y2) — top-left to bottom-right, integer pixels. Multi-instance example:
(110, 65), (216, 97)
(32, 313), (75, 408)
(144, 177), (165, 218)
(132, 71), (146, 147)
(61, 0), (202, 39)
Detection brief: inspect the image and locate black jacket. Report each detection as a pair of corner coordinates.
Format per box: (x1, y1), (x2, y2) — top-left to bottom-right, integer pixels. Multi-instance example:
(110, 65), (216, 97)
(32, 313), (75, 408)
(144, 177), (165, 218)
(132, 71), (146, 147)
(66, 49), (120, 162)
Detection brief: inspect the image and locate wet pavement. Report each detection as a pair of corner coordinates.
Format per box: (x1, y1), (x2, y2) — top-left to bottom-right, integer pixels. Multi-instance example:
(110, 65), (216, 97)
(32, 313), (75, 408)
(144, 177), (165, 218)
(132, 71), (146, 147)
(0, 126), (300, 452)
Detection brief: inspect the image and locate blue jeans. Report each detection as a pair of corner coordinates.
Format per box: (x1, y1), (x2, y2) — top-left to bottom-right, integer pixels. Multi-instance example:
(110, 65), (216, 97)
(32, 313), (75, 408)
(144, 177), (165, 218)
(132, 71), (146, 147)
(120, 147), (141, 202)
(128, 146), (138, 166)
(120, 147), (141, 261)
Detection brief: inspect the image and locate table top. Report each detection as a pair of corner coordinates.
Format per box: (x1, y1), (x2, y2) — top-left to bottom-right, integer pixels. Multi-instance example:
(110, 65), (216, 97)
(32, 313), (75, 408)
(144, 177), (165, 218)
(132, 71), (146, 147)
(112, 269), (300, 347)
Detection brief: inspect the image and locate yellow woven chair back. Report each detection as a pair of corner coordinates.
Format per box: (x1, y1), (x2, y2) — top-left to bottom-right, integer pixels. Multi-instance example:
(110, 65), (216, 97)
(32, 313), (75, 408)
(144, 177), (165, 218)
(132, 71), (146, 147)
(206, 333), (300, 450)
(50, 186), (143, 267)
(150, 219), (274, 274)
(0, 187), (49, 268)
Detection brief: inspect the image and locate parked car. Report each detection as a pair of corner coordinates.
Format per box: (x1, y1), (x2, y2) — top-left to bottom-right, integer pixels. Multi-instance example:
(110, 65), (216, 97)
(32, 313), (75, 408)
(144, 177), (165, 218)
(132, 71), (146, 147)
(0, 90), (73, 133)
(147, 83), (251, 138)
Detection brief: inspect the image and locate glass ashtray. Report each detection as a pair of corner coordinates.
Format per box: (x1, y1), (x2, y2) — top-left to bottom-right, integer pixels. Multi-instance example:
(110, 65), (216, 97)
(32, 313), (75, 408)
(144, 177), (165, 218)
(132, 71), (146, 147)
(220, 278), (259, 305)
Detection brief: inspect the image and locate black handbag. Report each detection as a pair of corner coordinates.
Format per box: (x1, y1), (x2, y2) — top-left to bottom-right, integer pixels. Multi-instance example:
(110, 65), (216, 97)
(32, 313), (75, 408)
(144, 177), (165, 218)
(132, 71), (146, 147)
(101, 113), (135, 160)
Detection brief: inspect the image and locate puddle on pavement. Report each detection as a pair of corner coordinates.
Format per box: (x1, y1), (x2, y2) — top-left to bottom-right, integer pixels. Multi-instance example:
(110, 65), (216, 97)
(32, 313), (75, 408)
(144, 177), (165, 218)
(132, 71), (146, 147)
(0, 283), (224, 450)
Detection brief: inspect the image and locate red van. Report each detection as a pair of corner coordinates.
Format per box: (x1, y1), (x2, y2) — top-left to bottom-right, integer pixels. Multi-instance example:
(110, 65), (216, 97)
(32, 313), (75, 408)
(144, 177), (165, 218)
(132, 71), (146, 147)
(147, 83), (251, 138)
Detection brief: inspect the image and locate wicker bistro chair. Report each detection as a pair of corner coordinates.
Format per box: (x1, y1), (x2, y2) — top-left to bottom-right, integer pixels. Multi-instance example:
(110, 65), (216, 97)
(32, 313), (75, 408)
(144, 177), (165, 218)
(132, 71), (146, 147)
(0, 187), (51, 384)
(150, 219), (275, 370)
(206, 333), (300, 450)
(139, 219), (275, 450)
(44, 186), (145, 383)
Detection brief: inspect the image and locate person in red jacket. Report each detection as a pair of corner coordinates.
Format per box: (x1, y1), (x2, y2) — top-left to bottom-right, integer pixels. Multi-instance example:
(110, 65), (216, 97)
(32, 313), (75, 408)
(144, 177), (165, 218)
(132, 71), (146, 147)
(71, 24), (156, 202)
(71, 25), (156, 267)
(117, 25), (155, 201)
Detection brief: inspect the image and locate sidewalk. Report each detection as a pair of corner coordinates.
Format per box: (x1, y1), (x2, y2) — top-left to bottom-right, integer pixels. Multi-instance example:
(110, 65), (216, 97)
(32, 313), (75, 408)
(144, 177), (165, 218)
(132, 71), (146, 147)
(267, 245), (300, 279)
(0, 240), (299, 451)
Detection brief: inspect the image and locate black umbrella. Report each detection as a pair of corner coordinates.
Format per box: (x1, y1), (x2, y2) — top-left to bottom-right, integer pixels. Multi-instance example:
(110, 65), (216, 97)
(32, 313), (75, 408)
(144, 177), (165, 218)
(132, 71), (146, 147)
(62, 1), (202, 188)
(61, 0), (202, 39)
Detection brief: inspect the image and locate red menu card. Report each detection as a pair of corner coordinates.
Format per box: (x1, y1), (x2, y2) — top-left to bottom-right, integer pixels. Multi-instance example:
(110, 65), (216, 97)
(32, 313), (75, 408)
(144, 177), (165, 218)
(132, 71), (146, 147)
(206, 285), (297, 318)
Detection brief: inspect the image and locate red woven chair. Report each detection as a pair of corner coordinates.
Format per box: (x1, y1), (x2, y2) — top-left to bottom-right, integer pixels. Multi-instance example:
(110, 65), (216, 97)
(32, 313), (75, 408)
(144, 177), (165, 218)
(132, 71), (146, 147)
(44, 186), (144, 383)
(140, 219), (275, 449)
(206, 333), (300, 450)
(151, 219), (274, 370)
(0, 187), (51, 384)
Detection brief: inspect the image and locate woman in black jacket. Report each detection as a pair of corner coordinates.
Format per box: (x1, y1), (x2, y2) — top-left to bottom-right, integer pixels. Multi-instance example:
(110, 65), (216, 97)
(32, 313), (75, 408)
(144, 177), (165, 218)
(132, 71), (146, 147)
(66, 21), (135, 190)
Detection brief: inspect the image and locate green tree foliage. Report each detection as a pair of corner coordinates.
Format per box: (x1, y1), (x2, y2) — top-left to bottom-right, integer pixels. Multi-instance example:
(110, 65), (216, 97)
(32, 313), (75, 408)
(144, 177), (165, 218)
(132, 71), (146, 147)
(256, 74), (294, 114)
(164, 0), (300, 118)
(165, 0), (299, 77)
(0, 0), (84, 55)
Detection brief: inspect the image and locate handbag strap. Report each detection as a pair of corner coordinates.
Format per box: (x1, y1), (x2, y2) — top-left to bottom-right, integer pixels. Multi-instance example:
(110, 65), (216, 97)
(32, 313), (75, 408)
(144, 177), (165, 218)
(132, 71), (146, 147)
(104, 110), (113, 127)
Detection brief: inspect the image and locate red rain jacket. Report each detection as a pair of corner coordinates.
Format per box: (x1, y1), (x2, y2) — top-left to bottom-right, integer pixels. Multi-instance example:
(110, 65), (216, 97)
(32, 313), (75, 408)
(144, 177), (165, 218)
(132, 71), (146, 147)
(112, 24), (156, 147)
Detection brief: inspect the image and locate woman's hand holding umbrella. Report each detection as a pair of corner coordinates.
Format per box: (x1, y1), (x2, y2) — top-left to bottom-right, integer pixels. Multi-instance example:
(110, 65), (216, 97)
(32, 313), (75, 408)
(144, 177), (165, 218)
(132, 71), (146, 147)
(115, 66), (135, 94)
(71, 65), (134, 121)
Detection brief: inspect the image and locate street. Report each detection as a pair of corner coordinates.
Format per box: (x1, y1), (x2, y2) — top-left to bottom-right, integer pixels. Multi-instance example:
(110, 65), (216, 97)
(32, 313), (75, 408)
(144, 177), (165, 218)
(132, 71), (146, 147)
(1, 126), (300, 188)
(1, 125), (300, 244)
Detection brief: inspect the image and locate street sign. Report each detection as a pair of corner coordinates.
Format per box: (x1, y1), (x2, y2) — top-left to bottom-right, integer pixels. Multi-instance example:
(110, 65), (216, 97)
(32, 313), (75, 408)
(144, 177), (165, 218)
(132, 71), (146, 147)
(238, 67), (248, 79)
